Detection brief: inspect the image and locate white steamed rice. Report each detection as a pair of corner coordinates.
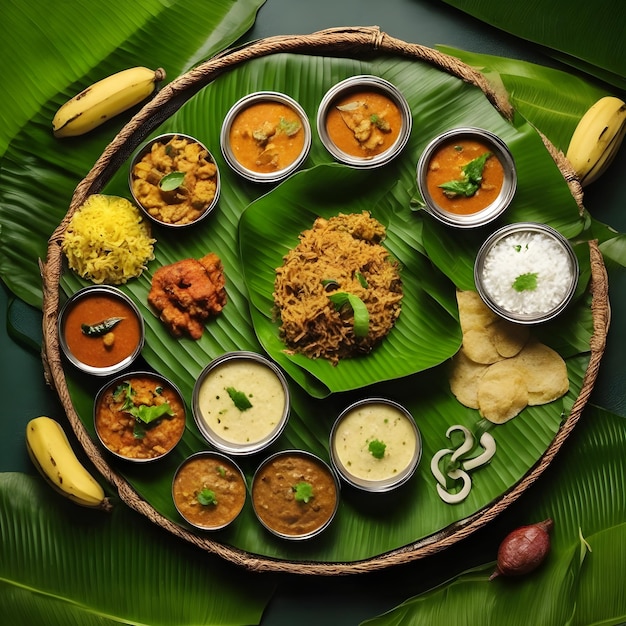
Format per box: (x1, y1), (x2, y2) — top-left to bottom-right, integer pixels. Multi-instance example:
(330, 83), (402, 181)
(480, 230), (573, 315)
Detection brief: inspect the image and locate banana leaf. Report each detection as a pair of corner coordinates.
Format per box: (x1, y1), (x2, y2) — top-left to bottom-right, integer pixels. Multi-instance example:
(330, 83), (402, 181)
(0, 0), (266, 308)
(360, 405), (626, 626)
(52, 51), (596, 564)
(0, 0), (266, 156)
(4, 406), (626, 624)
(439, 0), (626, 90)
(0, 472), (273, 626)
(435, 46), (610, 154)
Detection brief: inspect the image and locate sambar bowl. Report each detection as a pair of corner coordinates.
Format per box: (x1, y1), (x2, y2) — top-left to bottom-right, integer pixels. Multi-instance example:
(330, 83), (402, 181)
(329, 397), (422, 493)
(251, 449), (340, 540)
(416, 127), (516, 228)
(58, 284), (144, 377)
(128, 132), (220, 228)
(317, 75), (412, 168)
(192, 351), (290, 456)
(220, 91), (311, 183)
(474, 222), (579, 324)
(172, 451), (247, 531)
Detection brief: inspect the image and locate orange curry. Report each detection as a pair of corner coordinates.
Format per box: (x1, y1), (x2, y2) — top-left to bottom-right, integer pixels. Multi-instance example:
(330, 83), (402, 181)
(425, 139), (505, 215)
(95, 374), (186, 460)
(325, 90), (402, 158)
(173, 455), (246, 529)
(229, 101), (305, 173)
(63, 293), (142, 368)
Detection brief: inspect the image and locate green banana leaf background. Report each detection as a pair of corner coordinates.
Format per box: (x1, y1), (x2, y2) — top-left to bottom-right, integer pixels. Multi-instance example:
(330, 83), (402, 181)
(362, 406), (626, 626)
(440, 0), (626, 90)
(1, 0), (626, 624)
(3, 404), (626, 625)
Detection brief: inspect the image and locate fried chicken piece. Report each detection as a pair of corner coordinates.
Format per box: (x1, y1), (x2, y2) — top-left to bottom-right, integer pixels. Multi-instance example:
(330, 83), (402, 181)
(148, 253), (227, 339)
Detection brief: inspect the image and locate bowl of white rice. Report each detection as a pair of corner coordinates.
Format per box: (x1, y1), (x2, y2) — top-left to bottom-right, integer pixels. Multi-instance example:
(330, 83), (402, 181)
(474, 222), (579, 324)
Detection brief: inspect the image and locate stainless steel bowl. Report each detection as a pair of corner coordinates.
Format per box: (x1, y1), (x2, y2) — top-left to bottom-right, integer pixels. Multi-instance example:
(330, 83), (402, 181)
(172, 451), (247, 531)
(474, 222), (579, 324)
(58, 284), (144, 376)
(128, 132), (220, 228)
(220, 91), (311, 183)
(416, 127), (516, 228)
(329, 397), (422, 493)
(94, 370), (186, 463)
(317, 75), (412, 168)
(192, 351), (290, 455)
(251, 449), (340, 540)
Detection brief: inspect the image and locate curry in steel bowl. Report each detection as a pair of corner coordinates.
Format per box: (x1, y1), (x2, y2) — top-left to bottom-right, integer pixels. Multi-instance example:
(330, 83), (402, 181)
(58, 284), (144, 376)
(251, 450), (340, 540)
(416, 127), (516, 228)
(94, 371), (186, 462)
(172, 451), (247, 531)
(316, 75), (412, 168)
(220, 91), (311, 183)
(129, 133), (220, 227)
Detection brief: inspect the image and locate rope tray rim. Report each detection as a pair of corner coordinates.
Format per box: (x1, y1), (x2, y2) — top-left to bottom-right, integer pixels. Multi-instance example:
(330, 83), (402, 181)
(40, 26), (608, 575)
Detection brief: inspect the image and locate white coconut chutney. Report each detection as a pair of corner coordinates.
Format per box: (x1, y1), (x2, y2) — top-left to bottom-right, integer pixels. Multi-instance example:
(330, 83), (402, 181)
(196, 358), (287, 446)
(332, 401), (418, 482)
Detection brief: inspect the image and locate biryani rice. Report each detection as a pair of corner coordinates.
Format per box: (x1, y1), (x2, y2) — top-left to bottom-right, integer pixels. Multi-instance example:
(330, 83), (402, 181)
(273, 211), (402, 363)
(62, 194), (156, 285)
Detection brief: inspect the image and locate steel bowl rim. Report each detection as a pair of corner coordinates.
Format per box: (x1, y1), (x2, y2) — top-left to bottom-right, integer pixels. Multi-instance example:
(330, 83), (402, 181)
(57, 284), (145, 377)
(329, 396), (423, 493)
(192, 350), (291, 456)
(416, 126), (517, 229)
(316, 74), (413, 169)
(171, 450), (247, 531)
(93, 369), (187, 463)
(128, 132), (221, 228)
(220, 91), (312, 183)
(473, 221), (580, 324)
(251, 448), (341, 541)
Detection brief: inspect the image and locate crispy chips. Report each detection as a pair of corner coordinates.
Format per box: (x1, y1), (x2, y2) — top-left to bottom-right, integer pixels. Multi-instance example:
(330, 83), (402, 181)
(449, 291), (568, 424)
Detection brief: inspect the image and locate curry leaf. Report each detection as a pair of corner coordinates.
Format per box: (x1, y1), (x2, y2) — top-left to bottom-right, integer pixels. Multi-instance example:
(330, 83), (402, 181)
(129, 403), (174, 424)
(159, 171), (186, 191)
(226, 387), (253, 411)
(328, 291), (370, 337)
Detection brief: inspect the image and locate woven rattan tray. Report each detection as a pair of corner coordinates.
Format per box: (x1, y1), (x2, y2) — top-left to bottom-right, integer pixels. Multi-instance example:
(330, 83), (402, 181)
(40, 27), (609, 574)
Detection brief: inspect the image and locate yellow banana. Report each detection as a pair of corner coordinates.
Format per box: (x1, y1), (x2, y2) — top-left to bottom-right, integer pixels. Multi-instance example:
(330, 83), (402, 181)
(25, 416), (111, 511)
(566, 95), (626, 186)
(52, 66), (166, 138)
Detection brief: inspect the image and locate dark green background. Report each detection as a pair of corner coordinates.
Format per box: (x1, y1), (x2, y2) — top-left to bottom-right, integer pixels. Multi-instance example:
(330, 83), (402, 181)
(2, 0), (625, 623)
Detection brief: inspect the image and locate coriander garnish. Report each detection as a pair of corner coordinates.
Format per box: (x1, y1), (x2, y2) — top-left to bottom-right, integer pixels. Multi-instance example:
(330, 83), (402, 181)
(368, 439), (386, 459)
(439, 151), (492, 198)
(293, 482), (314, 503)
(225, 386), (253, 411)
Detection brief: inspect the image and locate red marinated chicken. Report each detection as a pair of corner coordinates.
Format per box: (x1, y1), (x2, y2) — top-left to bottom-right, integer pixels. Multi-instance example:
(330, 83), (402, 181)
(148, 253), (226, 339)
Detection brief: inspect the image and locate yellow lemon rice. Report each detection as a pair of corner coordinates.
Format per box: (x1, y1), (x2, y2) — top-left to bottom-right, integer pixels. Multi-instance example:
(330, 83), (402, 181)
(62, 194), (155, 284)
